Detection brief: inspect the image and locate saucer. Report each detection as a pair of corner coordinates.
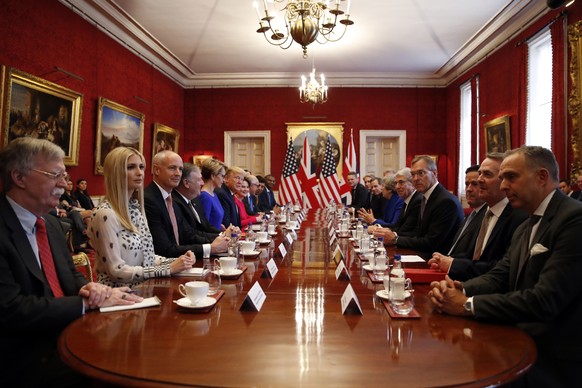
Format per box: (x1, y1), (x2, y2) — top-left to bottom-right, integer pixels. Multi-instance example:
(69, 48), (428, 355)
(268, 231), (277, 236)
(174, 297), (217, 309)
(362, 264), (373, 272)
(354, 248), (371, 254)
(375, 290), (411, 301)
(241, 250), (260, 256)
(215, 268), (243, 276)
(256, 239), (271, 245)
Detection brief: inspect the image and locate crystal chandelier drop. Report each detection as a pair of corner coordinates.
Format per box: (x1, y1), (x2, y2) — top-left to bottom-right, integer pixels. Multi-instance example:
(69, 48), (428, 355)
(299, 68), (328, 105)
(253, 0), (354, 58)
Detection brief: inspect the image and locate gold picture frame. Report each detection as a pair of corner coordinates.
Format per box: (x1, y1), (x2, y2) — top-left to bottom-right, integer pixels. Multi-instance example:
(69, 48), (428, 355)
(95, 97), (144, 175)
(152, 122), (180, 161)
(2, 68), (83, 165)
(568, 20), (582, 182)
(484, 115), (511, 154)
(286, 122), (344, 177)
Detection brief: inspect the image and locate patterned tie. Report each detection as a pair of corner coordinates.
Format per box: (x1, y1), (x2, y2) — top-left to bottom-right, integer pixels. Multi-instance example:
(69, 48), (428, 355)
(472, 210), (494, 260)
(166, 195), (180, 245)
(448, 209), (477, 255)
(190, 201), (201, 223)
(35, 218), (64, 297)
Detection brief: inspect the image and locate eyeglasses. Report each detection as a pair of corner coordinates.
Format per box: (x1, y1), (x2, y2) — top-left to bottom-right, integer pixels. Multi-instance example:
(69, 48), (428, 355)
(32, 168), (68, 181)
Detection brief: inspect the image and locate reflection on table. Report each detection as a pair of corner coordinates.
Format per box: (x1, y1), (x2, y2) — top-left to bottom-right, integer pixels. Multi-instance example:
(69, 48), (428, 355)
(59, 211), (535, 387)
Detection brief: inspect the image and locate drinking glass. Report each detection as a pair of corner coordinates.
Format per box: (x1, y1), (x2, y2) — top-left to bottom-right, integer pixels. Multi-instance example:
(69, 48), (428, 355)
(390, 278), (414, 315)
(204, 264), (221, 295)
(373, 252), (388, 281)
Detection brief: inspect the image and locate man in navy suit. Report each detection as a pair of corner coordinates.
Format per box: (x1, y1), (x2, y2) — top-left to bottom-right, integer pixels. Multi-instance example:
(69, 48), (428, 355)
(215, 166), (244, 227)
(0, 138), (140, 387)
(172, 163), (229, 258)
(380, 156), (464, 258)
(429, 154), (528, 281)
(430, 146), (582, 387)
(145, 151), (227, 259)
(243, 175), (263, 215)
(346, 171), (369, 211)
(259, 174), (278, 212)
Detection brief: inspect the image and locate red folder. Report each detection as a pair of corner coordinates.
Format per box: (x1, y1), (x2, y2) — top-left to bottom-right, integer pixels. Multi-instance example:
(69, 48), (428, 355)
(403, 268), (446, 283)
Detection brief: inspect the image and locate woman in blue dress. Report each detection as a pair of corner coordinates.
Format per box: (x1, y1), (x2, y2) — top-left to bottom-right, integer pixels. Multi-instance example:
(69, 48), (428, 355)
(198, 158), (226, 230)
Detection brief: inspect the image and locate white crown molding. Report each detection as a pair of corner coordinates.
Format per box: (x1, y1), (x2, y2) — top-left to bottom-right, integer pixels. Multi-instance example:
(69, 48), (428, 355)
(59, 0), (551, 89)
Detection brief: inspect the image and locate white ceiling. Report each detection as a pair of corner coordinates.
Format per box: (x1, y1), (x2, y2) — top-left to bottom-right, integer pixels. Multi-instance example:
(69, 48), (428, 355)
(59, 0), (550, 88)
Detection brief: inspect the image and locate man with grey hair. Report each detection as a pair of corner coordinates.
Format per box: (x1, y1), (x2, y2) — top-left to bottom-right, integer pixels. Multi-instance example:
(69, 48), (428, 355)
(429, 146), (582, 386)
(377, 156), (463, 258)
(372, 167), (422, 237)
(0, 138), (140, 386)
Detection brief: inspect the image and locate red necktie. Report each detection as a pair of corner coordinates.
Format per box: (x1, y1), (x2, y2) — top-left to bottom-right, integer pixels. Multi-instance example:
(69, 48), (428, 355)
(166, 196), (180, 245)
(35, 218), (64, 297)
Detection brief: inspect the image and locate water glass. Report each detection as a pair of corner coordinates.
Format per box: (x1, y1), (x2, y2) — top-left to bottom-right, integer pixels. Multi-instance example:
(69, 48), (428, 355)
(373, 252), (388, 280)
(390, 278), (414, 315)
(203, 264), (221, 295)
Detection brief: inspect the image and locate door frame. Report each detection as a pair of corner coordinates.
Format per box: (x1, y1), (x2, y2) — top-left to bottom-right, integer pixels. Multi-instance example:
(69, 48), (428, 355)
(359, 130), (407, 178)
(224, 130), (271, 174)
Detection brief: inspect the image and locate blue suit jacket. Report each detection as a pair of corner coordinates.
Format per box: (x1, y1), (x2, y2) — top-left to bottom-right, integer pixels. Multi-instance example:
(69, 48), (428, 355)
(215, 185), (241, 227)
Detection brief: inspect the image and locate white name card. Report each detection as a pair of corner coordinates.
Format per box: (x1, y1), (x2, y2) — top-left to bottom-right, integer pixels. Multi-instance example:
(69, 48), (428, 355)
(329, 232), (337, 246)
(341, 284), (363, 315)
(335, 259), (350, 281)
(333, 245), (344, 262)
(278, 242), (287, 258)
(328, 219), (333, 230)
(261, 258), (278, 278)
(239, 281), (267, 312)
(286, 232), (294, 244)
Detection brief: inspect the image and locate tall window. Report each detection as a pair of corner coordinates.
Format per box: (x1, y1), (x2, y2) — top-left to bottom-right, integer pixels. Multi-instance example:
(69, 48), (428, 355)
(458, 80), (472, 203)
(526, 29), (552, 148)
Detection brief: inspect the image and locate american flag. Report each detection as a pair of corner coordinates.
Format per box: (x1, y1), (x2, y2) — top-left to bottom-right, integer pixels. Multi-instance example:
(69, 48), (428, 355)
(319, 136), (342, 206)
(298, 134), (322, 208)
(339, 128), (357, 201)
(278, 138), (302, 205)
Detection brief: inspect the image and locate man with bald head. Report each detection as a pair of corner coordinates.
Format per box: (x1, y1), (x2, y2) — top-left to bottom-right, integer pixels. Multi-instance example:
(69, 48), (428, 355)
(145, 151), (227, 259)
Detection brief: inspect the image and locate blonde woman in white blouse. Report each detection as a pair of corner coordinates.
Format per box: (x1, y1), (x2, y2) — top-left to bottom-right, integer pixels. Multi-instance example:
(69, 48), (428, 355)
(89, 147), (194, 287)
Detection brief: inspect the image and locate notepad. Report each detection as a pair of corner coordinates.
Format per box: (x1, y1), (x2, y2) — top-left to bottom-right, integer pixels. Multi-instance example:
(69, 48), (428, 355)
(100, 296), (161, 313)
(400, 255), (425, 263)
(173, 268), (207, 277)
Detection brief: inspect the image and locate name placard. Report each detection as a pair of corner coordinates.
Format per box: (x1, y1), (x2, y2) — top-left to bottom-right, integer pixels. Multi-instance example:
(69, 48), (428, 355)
(328, 219), (333, 230)
(329, 232), (337, 246)
(341, 284), (363, 315)
(333, 245), (345, 262)
(286, 232), (294, 244)
(278, 242), (287, 258)
(335, 259), (350, 281)
(261, 258), (279, 278)
(239, 281), (267, 312)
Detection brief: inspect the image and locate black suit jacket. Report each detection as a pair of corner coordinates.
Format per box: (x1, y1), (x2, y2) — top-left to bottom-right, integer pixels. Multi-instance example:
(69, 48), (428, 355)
(0, 193), (87, 383)
(172, 191), (219, 242)
(391, 191), (422, 237)
(396, 184), (463, 258)
(448, 205), (487, 259)
(464, 191), (582, 385)
(449, 203), (528, 281)
(349, 183), (368, 210)
(144, 183), (204, 258)
(243, 195), (260, 216)
(216, 185), (241, 227)
(259, 188), (277, 211)
(572, 191), (582, 200)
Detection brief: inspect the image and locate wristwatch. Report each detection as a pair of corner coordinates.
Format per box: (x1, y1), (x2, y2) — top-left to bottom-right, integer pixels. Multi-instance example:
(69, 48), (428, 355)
(463, 297), (474, 316)
(391, 232), (399, 245)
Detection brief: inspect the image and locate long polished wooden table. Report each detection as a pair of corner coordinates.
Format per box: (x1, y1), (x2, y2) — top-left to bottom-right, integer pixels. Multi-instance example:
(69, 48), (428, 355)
(59, 211), (536, 387)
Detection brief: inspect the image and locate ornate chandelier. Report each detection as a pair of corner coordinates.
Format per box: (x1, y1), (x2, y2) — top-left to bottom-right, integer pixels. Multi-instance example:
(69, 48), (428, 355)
(299, 68), (328, 105)
(253, 0), (354, 58)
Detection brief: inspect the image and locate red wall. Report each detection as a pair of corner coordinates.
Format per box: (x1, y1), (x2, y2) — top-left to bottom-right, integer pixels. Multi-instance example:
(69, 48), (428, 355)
(0, 0), (184, 194)
(2, 0), (582, 195)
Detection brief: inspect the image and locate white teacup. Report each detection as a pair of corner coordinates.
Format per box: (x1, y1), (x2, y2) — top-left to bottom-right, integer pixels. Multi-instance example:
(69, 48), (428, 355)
(178, 281), (209, 305)
(256, 231), (268, 241)
(268, 224), (276, 234)
(215, 256), (237, 274)
(240, 240), (255, 254)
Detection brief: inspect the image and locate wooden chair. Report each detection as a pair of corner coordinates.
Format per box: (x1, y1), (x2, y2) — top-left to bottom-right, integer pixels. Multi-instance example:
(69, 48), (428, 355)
(66, 229), (94, 281)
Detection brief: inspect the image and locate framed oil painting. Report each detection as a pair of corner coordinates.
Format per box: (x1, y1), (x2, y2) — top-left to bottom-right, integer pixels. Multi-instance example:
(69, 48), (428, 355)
(484, 115), (510, 154)
(568, 20), (582, 181)
(95, 97), (144, 174)
(286, 122), (344, 177)
(2, 68), (83, 165)
(152, 123), (179, 156)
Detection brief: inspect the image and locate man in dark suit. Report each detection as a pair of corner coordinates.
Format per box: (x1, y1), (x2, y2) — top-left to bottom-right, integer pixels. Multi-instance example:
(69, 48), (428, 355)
(172, 163), (230, 257)
(0, 138), (140, 387)
(145, 151), (227, 259)
(243, 174), (263, 215)
(380, 156), (464, 258)
(215, 166), (244, 227)
(429, 146), (582, 387)
(346, 171), (368, 211)
(259, 174), (278, 212)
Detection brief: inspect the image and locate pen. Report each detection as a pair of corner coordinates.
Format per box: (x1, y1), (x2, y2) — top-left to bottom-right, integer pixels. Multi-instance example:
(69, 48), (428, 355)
(127, 290), (140, 294)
